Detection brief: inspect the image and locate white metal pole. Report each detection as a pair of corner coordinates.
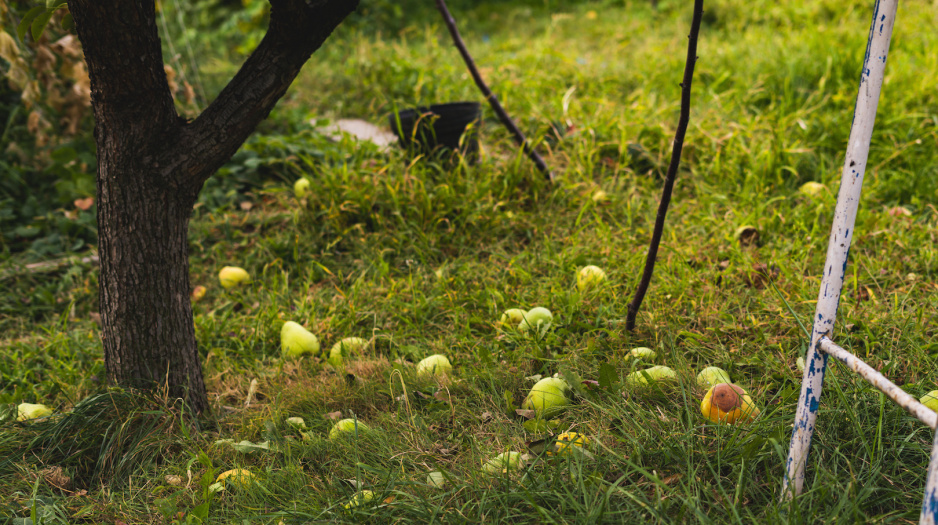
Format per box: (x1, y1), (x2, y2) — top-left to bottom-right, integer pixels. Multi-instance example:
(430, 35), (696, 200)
(781, 0), (899, 500)
(819, 338), (937, 429)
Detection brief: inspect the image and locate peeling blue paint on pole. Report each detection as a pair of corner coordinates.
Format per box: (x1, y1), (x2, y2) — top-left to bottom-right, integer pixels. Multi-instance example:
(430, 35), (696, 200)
(781, 0), (897, 502)
(924, 449), (938, 525)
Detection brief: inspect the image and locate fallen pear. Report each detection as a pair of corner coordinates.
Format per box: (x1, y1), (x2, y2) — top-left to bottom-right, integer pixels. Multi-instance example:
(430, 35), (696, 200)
(500, 308), (526, 327)
(626, 366), (677, 387)
(700, 383), (760, 424)
(16, 402), (53, 422)
(191, 285), (207, 302)
(522, 377), (571, 418)
(921, 391), (938, 412)
(280, 321), (320, 359)
(696, 367), (732, 390)
(218, 266), (250, 289)
(482, 451), (524, 474)
(519, 307), (553, 336)
(799, 181), (826, 198)
(548, 432), (590, 457)
(627, 347), (656, 361)
(329, 418), (370, 440)
(416, 354), (452, 377)
(344, 490), (375, 509)
(577, 265), (607, 291)
(294, 178), (311, 198)
(328, 337), (367, 367)
(286, 417), (308, 431)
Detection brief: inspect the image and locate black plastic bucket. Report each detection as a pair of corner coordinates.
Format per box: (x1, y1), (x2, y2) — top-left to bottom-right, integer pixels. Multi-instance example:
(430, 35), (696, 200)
(389, 102), (482, 161)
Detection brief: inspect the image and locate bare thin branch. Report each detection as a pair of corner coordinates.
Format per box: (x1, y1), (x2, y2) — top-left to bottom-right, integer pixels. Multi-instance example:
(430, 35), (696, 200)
(626, 0), (704, 331)
(435, 0), (553, 181)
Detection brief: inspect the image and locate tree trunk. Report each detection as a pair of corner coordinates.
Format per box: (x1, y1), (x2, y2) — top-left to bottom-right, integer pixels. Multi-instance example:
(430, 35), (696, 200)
(68, 0), (358, 413)
(97, 171), (207, 412)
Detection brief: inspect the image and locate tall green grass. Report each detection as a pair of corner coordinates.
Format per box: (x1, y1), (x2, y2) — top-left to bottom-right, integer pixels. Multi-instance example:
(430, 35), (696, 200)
(1, 0), (937, 522)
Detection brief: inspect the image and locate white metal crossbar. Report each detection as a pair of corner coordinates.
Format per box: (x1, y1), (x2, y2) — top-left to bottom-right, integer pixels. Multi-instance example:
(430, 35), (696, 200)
(818, 338), (938, 430)
(780, 0), (938, 522)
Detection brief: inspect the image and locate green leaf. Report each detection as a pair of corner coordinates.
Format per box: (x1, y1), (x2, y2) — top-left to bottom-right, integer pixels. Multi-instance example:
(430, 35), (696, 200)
(229, 440), (270, 454)
(46, 0), (68, 8)
(503, 390), (517, 413)
(191, 501), (210, 521)
(60, 13), (73, 31)
(17, 6), (45, 42)
(197, 450), (214, 472)
(31, 10), (56, 43)
(598, 363), (619, 390)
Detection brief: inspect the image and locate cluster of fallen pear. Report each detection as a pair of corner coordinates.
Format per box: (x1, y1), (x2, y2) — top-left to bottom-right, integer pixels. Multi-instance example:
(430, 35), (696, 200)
(213, 264), (459, 505)
(18, 254), (938, 510)
(13, 264), (765, 506)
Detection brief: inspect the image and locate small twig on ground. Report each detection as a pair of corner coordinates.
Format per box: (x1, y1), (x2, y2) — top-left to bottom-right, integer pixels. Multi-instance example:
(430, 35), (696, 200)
(435, 0), (554, 181)
(626, 0), (704, 331)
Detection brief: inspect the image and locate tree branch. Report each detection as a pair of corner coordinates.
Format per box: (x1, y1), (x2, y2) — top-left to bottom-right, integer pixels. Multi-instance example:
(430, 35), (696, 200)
(435, 0), (553, 181)
(625, 0), (704, 331)
(177, 0), (359, 191)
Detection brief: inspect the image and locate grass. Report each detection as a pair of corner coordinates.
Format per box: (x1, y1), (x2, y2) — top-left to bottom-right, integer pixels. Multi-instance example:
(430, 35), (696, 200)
(2, 0), (938, 522)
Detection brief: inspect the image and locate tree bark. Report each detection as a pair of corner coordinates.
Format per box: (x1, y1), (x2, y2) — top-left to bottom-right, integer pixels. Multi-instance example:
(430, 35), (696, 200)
(67, 0), (358, 413)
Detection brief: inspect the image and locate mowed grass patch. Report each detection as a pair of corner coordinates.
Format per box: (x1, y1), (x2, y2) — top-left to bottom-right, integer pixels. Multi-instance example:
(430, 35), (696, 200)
(2, 0), (938, 522)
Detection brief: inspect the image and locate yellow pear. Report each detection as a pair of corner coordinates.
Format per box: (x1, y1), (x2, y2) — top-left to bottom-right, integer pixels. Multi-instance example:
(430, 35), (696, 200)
(280, 321), (320, 358)
(518, 307), (553, 336)
(500, 308), (526, 327)
(416, 354), (452, 376)
(17, 402), (53, 421)
(577, 265), (607, 291)
(328, 337), (367, 367)
(218, 266), (250, 289)
(700, 383), (760, 424)
(921, 391), (938, 412)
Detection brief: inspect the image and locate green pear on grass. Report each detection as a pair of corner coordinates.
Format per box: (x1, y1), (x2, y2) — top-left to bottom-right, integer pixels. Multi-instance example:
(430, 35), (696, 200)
(500, 308), (526, 327)
(522, 377), (570, 418)
(417, 354), (452, 376)
(218, 266), (250, 289)
(626, 366), (677, 387)
(519, 307), (553, 336)
(799, 181), (825, 198)
(344, 490), (375, 509)
(329, 418), (370, 440)
(286, 417), (308, 431)
(294, 178), (311, 198)
(627, 347), (656, 361)
(697, 367), (732, 390)
(577, 265), (607, 291)
(482, 451), (524, 474)
(328, 337), (367, 367)
(17, 403), (53, 421)
(280, 321), (320, 359)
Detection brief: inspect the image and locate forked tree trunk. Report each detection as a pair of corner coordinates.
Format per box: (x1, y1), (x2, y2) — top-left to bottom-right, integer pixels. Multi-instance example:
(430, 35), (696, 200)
(68, 0), (358, 413)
